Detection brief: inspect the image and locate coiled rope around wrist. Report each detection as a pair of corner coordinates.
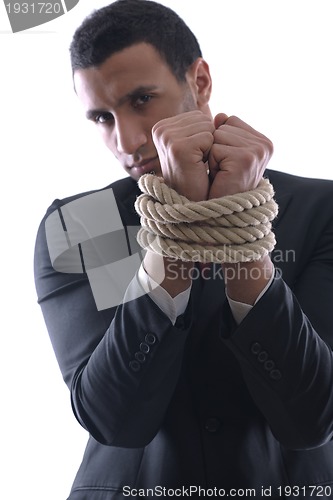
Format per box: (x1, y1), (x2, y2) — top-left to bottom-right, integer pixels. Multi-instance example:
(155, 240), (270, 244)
(134, 174), (278, 263)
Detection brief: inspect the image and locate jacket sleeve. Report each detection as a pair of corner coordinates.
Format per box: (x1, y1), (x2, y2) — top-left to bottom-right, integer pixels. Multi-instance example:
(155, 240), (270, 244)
(222, 205), (333, 451)
(34, 204), (193, 448)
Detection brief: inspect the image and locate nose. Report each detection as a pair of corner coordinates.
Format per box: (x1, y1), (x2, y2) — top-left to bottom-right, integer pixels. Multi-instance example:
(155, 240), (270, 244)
(114, 116), (148, 155)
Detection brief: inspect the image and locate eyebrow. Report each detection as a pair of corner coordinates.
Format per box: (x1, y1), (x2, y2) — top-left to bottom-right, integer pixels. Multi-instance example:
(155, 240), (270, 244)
(85, 85), (159, 120)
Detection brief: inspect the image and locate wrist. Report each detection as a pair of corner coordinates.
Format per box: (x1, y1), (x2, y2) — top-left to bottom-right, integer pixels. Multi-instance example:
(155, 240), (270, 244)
(221, 255), (274, 305)
(143, 251), (194, 298)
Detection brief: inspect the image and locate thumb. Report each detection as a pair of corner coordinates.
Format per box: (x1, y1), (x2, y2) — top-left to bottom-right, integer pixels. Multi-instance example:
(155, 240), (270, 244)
(214, 113), (229, 129)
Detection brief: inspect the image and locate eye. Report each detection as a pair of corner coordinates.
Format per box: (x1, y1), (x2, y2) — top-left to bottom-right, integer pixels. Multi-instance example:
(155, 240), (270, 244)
(94, 112), (114, 124)
(133, 95), (152, 107)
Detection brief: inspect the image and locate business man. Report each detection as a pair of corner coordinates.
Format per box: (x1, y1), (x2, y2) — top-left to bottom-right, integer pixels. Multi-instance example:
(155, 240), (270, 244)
(34, 1), (333, 498)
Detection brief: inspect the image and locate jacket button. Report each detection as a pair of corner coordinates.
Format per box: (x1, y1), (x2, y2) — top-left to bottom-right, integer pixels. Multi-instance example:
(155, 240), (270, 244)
(140, 342), (150, 354)
(205, 418), (221, 433)
(145, 333), (156, 345)
(251, 342), (261, 355)
(258, 351), (268, 363)
(270, 369), (282, 380)
(135, 351), (146, 363)
(264, 360), (275, 371)
(129, 360), (141, 372)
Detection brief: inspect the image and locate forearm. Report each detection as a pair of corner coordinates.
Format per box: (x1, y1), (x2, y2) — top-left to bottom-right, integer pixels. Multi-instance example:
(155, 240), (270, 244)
(71, 274), (192, 448)
(223, 272), (333, 449)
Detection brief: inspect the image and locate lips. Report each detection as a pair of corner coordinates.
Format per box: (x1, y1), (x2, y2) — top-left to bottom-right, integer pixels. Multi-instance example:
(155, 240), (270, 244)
(129, 157), (159, 177)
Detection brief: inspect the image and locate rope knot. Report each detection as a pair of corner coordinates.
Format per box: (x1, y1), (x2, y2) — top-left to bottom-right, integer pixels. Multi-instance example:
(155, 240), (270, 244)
(134, 174), (278, 263)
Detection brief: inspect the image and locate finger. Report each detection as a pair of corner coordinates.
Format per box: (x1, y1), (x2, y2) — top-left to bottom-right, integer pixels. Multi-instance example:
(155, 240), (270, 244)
(153, 110), (211, 132)
(208, 143), (236, 174)
(208, 142), (271, 173)
(153, 115), (214, 143)
(213, 127), (255, 147)
(214, 113), (229, 129)
(221, 115), (271, 142)
(214, 123), (274, 158)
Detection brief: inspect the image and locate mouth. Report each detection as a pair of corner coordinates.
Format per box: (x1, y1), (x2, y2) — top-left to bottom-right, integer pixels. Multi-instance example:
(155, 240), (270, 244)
(128, 157), (159, 177)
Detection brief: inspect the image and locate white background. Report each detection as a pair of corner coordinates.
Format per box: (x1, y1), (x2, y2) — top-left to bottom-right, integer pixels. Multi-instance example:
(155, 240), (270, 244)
(1, 1), (332, 498)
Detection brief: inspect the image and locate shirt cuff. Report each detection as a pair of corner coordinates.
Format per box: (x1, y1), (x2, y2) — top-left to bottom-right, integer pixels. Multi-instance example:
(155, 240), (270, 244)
(227, 268), (275, 325)
(137, 264), (274, 326)
(138, 264), (192, 325)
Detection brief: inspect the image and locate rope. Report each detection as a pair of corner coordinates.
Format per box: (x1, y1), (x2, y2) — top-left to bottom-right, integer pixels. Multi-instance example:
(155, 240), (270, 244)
(134, 174), (278, 263)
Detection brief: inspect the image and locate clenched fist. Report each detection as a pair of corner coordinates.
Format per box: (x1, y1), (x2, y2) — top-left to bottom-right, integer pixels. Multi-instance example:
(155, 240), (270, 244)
(152, 110), (215, 201)
(152, 111), (273, 201)
(208, 114), (274, 198)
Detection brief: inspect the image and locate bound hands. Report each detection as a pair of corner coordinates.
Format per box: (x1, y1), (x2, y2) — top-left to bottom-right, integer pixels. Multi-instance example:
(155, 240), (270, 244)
(149, 110), (275, 303)
(152, 110), (274, 201)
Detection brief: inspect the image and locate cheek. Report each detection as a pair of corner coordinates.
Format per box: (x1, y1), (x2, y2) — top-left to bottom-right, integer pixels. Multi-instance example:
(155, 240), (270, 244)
(155, 92), (197, 121)
(181, 89), (197, 113)
(99, 128), (117, 153)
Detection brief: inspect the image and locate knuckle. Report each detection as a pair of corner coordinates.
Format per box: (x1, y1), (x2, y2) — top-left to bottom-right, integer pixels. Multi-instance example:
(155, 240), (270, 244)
(210, 142), (220, 155)
(153, 124), (174, 147)
(257, 133), (274, 156)
(225, 115), (239, 126)
(243, 150), (257, 166)
(204, 130), (215, 145)
(257, 144), (267, 160)
(257, 139), (274, 161)
(266, 138), (274, 156)
(168, 139), (183, 157)
(152, 121), (164, 138)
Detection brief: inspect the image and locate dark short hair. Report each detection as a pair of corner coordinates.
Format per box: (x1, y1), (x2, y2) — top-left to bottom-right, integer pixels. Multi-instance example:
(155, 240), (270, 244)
(70, 0), (202, 81)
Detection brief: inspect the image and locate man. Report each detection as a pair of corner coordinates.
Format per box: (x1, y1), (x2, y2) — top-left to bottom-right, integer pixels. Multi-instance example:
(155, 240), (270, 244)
(34, 0), (333, 498)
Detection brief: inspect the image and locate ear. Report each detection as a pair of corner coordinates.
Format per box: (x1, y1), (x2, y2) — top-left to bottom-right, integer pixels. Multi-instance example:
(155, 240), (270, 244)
(186, 58), (212, 109)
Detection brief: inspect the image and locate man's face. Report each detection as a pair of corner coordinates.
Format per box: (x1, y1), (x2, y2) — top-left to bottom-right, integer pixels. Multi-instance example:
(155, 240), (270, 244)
(74, 42), (200, 181)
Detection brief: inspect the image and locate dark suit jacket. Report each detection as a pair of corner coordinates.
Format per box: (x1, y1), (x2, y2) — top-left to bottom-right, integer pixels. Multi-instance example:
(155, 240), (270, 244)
(34, 169), (333, 499)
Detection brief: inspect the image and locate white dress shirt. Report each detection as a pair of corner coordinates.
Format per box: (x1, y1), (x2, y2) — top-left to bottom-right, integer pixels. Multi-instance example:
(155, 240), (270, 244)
(137, 264), (275, 326)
